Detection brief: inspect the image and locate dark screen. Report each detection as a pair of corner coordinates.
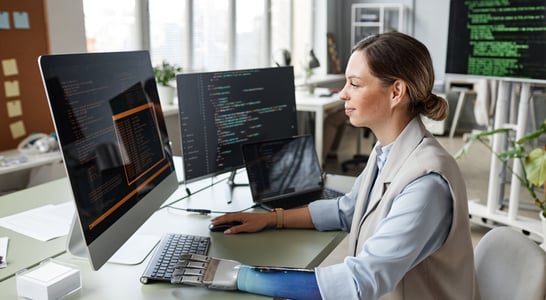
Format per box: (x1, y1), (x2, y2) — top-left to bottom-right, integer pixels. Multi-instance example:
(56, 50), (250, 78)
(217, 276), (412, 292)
(446, 0), (546, 81)
(242, 135), (323, 201)
(40, 51), (175, 244)
(177, 66), (298, 182)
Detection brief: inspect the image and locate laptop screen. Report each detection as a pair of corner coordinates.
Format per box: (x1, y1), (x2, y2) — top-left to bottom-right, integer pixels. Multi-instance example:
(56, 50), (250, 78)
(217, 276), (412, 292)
(242, 135), (324, 202)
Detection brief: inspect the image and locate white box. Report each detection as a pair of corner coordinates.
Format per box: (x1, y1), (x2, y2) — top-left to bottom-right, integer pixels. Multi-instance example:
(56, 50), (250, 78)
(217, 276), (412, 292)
(16, 259), (81, 300)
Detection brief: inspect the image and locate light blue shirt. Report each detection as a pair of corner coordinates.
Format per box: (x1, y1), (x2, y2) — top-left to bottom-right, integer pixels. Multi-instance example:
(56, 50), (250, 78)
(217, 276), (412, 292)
(308, 143), (453, 300)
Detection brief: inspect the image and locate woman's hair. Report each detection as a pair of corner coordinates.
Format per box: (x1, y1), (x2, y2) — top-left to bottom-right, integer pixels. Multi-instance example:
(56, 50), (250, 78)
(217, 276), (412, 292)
(352, 32), (448, 121)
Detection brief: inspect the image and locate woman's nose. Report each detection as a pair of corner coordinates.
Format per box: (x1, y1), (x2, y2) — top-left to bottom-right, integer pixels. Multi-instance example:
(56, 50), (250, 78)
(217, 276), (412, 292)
(338, 87), (349, 101)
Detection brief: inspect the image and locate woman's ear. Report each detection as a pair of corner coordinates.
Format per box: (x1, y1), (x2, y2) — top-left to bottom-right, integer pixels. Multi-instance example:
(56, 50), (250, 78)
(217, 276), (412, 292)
(390, 80), (407, 107)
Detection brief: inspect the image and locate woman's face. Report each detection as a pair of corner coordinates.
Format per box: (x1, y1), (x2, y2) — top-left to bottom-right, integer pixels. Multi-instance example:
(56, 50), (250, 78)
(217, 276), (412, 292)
(339, 50), (393, 129)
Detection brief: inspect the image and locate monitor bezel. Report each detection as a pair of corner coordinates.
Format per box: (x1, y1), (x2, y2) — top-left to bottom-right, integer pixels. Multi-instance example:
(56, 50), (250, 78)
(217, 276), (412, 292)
(38, 51), (178, 270)
(176, 66), (299, 184)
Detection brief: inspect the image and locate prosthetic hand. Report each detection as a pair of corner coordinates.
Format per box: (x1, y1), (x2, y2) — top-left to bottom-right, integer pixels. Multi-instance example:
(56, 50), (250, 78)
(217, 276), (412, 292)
(171, 254), (241, 290)
(171, 254), (321, 300)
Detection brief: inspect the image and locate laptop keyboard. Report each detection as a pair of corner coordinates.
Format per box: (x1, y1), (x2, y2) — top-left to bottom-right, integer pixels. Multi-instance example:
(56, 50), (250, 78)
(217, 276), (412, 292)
(322, 187), (345, 199)
(262, 188), (345, 210)
(140, 233), (210, 284)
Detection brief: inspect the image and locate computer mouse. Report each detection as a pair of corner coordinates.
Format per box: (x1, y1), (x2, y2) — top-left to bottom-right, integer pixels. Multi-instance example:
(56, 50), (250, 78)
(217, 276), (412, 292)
(208, 221), (242, 232)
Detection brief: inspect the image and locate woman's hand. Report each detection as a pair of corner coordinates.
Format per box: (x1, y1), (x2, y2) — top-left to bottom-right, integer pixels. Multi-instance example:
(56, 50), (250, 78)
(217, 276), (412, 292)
(210, 212), (276, 234)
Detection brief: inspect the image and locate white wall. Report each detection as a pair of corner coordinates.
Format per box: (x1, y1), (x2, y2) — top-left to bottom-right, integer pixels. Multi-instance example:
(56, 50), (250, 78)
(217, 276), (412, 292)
(412, 0), (451, 84)
(45, 0), (87, 54)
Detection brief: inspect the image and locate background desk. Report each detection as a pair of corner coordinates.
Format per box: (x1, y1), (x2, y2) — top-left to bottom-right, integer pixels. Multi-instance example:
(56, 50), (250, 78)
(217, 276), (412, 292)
(0, 150), (64, 195)
(0, 167), (355, 299)
(295, 90), (344, 165)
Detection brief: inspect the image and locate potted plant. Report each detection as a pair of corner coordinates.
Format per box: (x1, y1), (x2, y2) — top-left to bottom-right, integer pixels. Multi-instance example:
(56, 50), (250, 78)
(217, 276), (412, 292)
(153, 61), (182, 106)
(456, 119), (546, 245)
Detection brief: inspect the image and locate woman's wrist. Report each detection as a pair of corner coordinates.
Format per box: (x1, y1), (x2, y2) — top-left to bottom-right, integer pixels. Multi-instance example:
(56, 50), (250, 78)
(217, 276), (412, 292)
(273, 208), (284, 229)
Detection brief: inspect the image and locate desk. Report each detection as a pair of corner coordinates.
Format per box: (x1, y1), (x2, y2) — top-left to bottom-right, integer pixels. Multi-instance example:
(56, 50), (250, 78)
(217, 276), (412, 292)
(294, 74), (345, 88)
(0, 149), (64, 195)
(0, 149), (62, 176)
(0, 165), (355, 299)
(0, 179), (71, 281)
(294, 91), (344, 165)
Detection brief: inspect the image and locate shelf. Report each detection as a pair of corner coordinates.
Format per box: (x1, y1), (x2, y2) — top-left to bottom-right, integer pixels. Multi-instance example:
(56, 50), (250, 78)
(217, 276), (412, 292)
(351, 3), (405, 46)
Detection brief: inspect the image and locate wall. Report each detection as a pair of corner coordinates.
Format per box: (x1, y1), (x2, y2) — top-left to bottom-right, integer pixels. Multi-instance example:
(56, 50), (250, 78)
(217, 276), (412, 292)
(412, 0), (450, 84)
(331, 0), (451, 83)
(0, 0), (86, 194)
(45, 0), (86, 54)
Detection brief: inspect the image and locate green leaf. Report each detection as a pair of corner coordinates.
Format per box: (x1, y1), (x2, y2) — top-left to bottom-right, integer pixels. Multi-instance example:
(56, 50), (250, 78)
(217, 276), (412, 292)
(517, 120), (546, 145)
(525, 148), (546, 187)
(454, 139), (474, 159)
(153, 61), (182, 86)
(498, 144), (526, 160)
(475, 128), (512, 138)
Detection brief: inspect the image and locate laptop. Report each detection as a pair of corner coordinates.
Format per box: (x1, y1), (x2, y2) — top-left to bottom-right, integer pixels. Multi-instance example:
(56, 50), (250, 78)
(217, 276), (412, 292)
(242, 135), (344, 210)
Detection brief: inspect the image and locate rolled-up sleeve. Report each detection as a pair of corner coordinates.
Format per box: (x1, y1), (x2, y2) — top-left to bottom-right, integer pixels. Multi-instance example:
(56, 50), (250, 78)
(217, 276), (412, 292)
(308, 173), (364, 232)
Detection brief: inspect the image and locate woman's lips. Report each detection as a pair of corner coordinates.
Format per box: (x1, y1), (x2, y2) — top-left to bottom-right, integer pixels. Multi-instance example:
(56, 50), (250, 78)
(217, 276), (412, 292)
(345, 107), (355, 114)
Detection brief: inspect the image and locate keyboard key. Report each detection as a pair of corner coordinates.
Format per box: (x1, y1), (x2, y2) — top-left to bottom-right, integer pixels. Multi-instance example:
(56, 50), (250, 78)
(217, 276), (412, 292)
(140, 233), (210, 284)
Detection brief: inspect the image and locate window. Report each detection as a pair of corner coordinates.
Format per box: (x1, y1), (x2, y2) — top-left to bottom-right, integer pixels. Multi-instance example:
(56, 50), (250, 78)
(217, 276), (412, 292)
(83, 0), (316, 77)
(271, 0), (292, 62)
(83, 0), (141, 52)
(235, 0), (266, 69)
(192, 0), (230, 71)
(148, 0), (188, 67)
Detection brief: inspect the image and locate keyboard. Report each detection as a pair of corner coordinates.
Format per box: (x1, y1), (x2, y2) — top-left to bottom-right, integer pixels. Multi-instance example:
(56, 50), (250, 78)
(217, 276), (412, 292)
(260, 187), (345, 210)
(140, 233), (210, 284)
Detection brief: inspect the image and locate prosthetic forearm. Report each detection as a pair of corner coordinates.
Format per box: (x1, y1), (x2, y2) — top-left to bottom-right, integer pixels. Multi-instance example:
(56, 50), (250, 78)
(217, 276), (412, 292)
(171, 254), (240, 290)
(237, 265), (321, 300)
(171, 254), (321, 300)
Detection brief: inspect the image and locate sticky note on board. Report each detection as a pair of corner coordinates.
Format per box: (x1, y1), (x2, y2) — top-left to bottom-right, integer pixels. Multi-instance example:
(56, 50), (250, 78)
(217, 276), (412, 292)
(13, 12), (30, 29)
(2, 59), (18, 76)
(4, 80), (20, 97)
(7, 100), (23, 118)
(0, 11), (9, 29)
(10, 120), (26, 139)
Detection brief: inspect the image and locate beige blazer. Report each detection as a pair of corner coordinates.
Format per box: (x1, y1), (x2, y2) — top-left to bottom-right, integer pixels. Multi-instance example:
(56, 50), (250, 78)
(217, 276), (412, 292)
(348, 117), (479, 300)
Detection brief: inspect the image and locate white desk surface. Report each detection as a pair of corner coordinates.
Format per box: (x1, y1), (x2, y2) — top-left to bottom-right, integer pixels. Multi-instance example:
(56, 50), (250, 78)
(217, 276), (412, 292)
(0, 149), (62, 176)
(294, 73), (345, 87)
(0, 161), (355, 299)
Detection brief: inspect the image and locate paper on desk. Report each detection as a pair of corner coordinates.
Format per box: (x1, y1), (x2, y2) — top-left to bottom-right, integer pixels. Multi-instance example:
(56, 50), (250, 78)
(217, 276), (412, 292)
(0, 202), (74, 242)
(0, 237), (7, 268)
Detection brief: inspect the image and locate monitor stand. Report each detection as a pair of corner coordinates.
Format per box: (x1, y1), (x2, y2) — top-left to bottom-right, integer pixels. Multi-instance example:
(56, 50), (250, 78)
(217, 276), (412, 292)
(67, 214), (160, 266)
(225, 170), (248, 204)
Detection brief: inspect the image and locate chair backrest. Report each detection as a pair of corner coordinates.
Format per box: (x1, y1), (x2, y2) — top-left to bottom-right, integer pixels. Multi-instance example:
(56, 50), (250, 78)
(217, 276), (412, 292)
(474, 226), (546, 300)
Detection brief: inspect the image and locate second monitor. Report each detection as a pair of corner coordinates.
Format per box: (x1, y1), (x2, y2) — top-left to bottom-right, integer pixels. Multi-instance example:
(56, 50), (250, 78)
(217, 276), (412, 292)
(177, 66), (298, 184)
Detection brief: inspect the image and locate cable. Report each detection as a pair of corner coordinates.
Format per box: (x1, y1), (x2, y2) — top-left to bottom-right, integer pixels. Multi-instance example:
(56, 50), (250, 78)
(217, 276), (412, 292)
(160, 169), (249, 213)
(160, 176), (228, 209)
(166, 204), (259, 215)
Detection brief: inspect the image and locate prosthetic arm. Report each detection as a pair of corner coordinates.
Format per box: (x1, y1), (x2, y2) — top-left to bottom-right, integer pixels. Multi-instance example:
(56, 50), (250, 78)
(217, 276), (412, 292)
(171, 254), (321, 300)
(171, 254), (240, 290)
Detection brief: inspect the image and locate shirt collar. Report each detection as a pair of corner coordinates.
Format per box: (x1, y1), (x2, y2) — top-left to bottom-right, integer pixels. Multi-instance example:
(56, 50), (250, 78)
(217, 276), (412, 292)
(374, 142), (393, 172)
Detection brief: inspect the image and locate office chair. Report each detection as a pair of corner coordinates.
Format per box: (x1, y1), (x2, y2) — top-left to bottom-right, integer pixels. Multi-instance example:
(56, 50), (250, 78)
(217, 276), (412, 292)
(474, 226), (546, 300)
(341, 126), (374, 173)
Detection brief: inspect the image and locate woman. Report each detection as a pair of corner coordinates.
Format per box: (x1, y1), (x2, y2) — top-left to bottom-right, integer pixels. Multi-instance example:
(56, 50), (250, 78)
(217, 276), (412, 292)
(210, 32), (479, 300)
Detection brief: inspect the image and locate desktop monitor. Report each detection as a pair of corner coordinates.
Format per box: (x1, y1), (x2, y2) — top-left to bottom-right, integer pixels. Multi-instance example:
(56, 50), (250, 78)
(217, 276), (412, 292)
(177, 66), (299, 184)
(445, 0), (546, 83)
(38, 50), (178, 270)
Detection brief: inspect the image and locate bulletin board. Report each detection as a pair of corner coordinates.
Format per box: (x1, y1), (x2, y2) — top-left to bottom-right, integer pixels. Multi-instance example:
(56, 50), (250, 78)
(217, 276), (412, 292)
(0, 1), (53, 151)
